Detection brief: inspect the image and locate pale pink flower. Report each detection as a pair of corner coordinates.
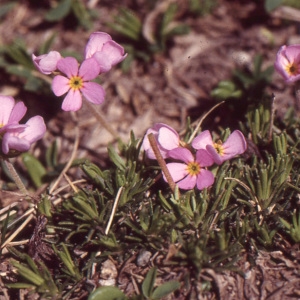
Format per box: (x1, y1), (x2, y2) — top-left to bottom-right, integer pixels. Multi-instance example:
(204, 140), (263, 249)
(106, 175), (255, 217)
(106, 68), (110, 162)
(142, 123), (180, 159)
(274, 45), (300, 83)
(2, 116), (46, 154)
(32, 51), (62, 74)
(165, 147), (214, 190)
(192, 130), (247, 165)
(52, 57), (105, 111)
(84, 32), (127, 73)
(0, 96), (27, 133)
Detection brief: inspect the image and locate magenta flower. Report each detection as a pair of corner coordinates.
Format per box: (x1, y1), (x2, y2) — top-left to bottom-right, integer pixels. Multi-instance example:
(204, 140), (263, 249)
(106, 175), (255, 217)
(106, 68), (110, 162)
(2, 116), (46, 154)
(0, 96), (27, 133)
(165, 148), (214, 190)
(52, 57), (105, 111)
(192, 130), (247, 165)
(32, 51), (62, 74)
(142, 123), (180, 159)
(274, 45), (300, 83)
(84, 32), (127, 73)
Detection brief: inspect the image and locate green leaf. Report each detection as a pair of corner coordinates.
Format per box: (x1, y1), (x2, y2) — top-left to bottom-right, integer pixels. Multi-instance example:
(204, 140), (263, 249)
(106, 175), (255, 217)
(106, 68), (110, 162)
(71, 0), (92, 29)
(265, 0), (282, 12)
(45, 0), (72, 21)
(22, 153), (47, 188)
(152, 280), (180, 299)
(142, 267), (157, 298)
(108, 146), (126, 171)
(46, 140), (58, 169)
(39, 32), (57, 54)
(88, 286), (126, 300)
(10, 261), (45, 286)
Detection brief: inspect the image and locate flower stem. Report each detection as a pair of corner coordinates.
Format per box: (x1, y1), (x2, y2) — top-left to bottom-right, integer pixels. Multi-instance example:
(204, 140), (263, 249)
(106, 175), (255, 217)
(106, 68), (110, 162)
(84, 100), (121, 141)
(147, 133), (177, 193)
(3, 159), (28, 196)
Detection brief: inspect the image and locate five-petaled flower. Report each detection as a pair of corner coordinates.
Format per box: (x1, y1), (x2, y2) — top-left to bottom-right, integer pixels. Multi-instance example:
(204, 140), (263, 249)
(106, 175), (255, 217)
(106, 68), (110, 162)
(192, 130), (247, 165)
(32, 51), (62, 75)
(52, 57), (105, 111)
(274, 44), (300, 83)
(84, 31), (127, 73)
(165, 147), (215, 190)
(0, 96), (46, 155)
(142, 123), (182, 159)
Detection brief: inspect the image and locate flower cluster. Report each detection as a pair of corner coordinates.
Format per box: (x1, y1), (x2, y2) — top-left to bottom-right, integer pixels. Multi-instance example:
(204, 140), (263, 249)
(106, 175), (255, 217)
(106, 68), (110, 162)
(274, 44), (300, 83)
(143, 123), (247, 190)
(32, 32), (127, 111)
(0, 96), (46, 157)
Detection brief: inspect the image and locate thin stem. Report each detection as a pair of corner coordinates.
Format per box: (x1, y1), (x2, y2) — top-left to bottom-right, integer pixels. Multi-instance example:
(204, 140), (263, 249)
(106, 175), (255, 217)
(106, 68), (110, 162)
(49, 112), (80, 194)
(187, 101), (225, 144)
(84, 100), (121, 141)
(3, 159), (28, 196)
(148, 133), (177, 194)
(105, 186), (124, 235)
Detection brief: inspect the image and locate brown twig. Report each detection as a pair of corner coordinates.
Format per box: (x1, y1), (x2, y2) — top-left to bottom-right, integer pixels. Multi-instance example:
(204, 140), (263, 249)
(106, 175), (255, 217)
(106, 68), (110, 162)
(147, 133), (177, 194)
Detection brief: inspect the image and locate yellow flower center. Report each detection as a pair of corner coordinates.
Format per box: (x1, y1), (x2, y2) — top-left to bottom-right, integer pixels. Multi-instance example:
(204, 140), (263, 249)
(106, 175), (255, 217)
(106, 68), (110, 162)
(214, 141), (225, 156)
(285, 62), (299, 76)
(69, 76), (84, 90)
(186, 161), (200, 176)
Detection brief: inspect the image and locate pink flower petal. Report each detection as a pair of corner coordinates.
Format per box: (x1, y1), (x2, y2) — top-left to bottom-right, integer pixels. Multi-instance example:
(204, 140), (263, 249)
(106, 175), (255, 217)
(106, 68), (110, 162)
(81, 82), (105, 104)
(32, 51), (62, 74)
(84, 32), (112, 59)
(52, 75), (70, 96)
(196, 169), (214, 190)
(61, 90), (83, 111)
(192, 130), (214, 150)
(177, 174), (196, 190)
(93, 41), (126, 73)
(0, 96), (15, 126)
(168, 148), (194, 164)
(9, 101), (27, 124)
(206, 145), (222, 165)
(158, 127), (179, 150)
(79, 58), (101, 80)
(19, 116), (46, 142)
(142, 127), (168, 159)
(195, 149), (214, 167)
(57, 57), (79, 78)
(165, 162), (188, 182)
(93, 51), (113, 73)
(274, 45), (300, 83)
(2, 134), (30, 154)
(222, 130), (247, 157)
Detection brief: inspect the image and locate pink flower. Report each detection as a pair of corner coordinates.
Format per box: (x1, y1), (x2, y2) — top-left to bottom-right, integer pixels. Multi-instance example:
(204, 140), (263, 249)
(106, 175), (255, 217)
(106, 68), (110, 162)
(52, 57), (105, 111)
(165, 148), (214, 190)
(84, 32), (127, 73)
(192, 130), (247, 165)
(32, 51), (62, 74)
(274, 45), (300, 83)
(2, 116), (46, 154)
(142, 123), (180, 159)
(0, 96), (27, 133)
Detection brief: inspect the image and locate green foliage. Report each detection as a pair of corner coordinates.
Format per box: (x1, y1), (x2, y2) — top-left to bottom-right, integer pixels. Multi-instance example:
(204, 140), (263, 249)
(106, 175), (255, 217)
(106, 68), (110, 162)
(45, 0), (93, 29)
(264, 0), (282, 12)
(188, 0), (218, 16)
(211, 80), (243, 100)
(8, 255), (59, 296)
(109, 3), (189, 70)
(88, 286), (126, 300)
(265, 0), (300, 12)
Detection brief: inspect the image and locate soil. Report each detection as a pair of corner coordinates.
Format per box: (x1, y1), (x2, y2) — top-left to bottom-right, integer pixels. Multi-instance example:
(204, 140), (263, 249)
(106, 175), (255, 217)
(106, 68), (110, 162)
(1, 0), (300, 299)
